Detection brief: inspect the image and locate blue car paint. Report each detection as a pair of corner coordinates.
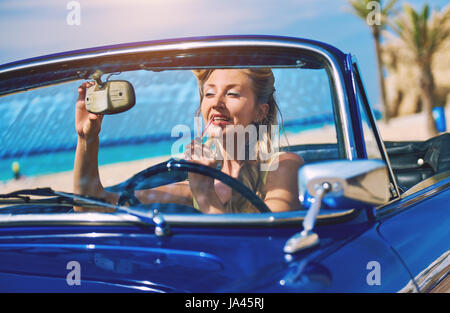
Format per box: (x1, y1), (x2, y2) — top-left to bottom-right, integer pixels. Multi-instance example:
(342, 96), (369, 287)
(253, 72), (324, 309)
(376, 177), (450, 292)
(0, 208), (415, 292)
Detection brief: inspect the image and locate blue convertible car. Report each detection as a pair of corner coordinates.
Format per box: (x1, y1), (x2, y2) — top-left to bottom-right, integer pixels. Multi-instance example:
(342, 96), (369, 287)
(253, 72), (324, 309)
(0, 35), (448, 293)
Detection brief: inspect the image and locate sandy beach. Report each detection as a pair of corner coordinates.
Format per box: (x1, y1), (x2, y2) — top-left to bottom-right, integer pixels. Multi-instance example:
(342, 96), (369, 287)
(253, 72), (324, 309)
(1, 108), (449, 195)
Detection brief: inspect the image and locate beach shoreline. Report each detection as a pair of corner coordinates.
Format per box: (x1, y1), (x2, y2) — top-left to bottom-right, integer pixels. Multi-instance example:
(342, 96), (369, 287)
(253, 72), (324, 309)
(1, 108), (449, 194)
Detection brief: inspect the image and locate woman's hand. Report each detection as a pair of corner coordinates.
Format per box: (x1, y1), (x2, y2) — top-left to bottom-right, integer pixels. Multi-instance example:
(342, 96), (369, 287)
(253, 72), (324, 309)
(184, 138), (218, 192)
(75, 81), (104, 141)
(184, 138), (225, 213)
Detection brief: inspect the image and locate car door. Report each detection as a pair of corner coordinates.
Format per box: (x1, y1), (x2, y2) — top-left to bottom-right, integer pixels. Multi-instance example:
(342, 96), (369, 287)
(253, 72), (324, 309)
(348, 55), (450, 292)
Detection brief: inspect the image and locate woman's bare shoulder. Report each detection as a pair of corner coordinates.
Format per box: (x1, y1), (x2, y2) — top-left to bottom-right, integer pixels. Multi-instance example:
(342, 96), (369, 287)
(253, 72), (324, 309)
(266, 151), (304, 171)
(263, 151), (304, 212)
(264, 151), (304, 184)
(277, 151), (304, 164)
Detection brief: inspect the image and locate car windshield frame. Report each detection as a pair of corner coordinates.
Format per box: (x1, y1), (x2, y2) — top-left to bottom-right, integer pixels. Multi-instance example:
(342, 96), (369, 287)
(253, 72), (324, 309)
(0, 36), (362, 227)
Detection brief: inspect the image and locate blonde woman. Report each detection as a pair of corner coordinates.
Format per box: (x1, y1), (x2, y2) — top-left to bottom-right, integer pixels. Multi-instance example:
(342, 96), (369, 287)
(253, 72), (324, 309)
(74, 68), (304, 213)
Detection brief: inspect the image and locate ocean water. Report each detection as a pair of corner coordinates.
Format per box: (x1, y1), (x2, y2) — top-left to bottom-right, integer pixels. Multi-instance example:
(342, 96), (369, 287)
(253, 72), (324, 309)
(0, 140), (177, 182)
(0, 122), (329, 182)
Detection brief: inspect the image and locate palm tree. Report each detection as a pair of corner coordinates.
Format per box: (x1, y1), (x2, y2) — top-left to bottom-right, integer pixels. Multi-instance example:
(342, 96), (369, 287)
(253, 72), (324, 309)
(390, 4), (450, 136)
(348, 0), (398, 122)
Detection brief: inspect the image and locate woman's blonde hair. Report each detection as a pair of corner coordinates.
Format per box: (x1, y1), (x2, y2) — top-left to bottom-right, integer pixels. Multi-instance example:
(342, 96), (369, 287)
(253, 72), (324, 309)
(192, 68), (282, 213)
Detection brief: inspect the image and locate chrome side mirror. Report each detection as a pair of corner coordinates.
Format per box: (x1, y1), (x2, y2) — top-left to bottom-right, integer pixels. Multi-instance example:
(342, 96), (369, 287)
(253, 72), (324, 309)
(284, 159), (389, 254)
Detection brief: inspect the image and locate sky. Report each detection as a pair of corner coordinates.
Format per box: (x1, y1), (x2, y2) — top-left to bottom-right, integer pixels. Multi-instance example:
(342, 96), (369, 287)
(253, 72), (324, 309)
(0, 0), (448, 107)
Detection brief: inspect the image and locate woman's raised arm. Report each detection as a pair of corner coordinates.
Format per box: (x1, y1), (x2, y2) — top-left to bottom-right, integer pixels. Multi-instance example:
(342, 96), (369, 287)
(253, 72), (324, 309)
(73, 82), (118, 211)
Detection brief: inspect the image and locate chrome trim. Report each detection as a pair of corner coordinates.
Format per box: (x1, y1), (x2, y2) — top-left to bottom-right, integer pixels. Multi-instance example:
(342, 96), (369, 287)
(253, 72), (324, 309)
(0, 232), (125, 240)
(283, 160), (389, 254)
(398, 250), (450, 293)
(299, 159), (389, 205)
(349, 55), (399, 197)
(1, 39), (330, 74)
(400, 171), (450, 198)
(0, 209), (358, 228)
(0, 38), (354, 159)
(375, 177), (450, 219)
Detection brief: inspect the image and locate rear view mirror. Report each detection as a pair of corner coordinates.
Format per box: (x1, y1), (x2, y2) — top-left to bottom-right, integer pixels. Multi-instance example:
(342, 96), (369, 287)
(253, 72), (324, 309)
(85, 80), (135, 115)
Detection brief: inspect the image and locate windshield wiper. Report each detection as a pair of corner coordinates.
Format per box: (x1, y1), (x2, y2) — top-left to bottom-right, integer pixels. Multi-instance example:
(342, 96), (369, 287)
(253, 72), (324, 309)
(0, 187), (170, 236)
(0, 187), (106, 207)
(0, 188), (77, 205)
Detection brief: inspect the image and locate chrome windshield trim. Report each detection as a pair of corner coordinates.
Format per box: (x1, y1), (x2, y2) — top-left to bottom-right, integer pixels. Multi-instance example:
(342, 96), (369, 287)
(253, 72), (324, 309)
(349, 56), (399, 196)
(1, 39), (336, 74)
(0, 37), (354, 159)
(0, 209), (357, 228)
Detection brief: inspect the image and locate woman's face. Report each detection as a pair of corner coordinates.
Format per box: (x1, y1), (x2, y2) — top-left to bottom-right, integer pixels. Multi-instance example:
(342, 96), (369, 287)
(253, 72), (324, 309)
(200, 69), (261, 138)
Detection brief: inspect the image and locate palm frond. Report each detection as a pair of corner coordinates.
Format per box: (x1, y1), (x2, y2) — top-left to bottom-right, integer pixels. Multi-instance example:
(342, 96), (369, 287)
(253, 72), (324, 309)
(382, 0), (398, 15)
(390, 4), (450, 62)
(347, 0), (372, 19)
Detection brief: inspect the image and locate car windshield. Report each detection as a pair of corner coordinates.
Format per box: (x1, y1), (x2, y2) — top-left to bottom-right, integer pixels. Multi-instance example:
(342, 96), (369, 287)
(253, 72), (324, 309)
(0, 48), (343, 215)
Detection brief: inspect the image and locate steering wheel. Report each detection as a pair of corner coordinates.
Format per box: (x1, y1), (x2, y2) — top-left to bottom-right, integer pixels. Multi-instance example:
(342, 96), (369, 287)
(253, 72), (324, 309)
(108, 158), (271, 213)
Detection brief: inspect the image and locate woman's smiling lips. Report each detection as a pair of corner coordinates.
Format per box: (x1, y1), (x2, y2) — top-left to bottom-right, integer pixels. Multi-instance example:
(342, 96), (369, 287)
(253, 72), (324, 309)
(210, 113), (231, 126)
